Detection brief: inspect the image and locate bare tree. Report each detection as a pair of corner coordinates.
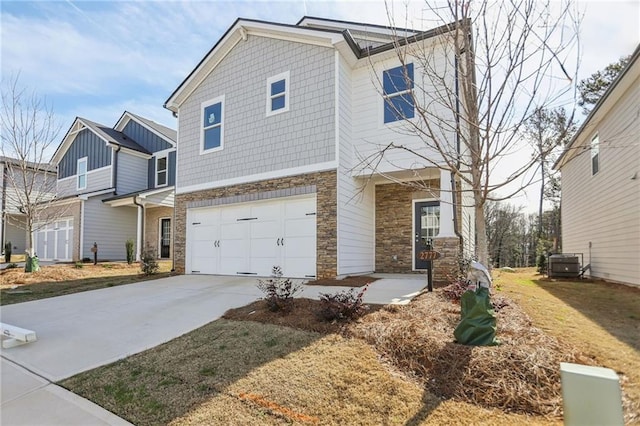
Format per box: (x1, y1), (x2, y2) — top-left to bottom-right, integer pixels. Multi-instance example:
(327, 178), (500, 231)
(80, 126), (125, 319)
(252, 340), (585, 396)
(358, 0), (579, 265)
(1, 75), (63, 269)
(523, 107), (576, 240)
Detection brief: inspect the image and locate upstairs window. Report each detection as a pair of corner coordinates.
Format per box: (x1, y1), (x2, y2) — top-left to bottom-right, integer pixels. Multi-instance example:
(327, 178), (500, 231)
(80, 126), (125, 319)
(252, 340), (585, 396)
(266, 71), (290, 116)
(591, 133), (599, 175)
(202, 95), (224, 153)
(156, 155), (167, 187)
(77, 157), (87, 190)
(383, 63), (414, 123)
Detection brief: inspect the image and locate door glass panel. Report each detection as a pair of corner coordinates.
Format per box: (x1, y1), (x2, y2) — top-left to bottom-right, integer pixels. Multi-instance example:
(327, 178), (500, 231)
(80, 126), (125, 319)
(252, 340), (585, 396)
(420, 204), (439, 249)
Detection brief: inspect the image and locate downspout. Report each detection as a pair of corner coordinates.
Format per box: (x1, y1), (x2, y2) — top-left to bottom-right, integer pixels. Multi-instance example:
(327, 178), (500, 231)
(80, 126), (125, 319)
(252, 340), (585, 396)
(1, 162), (6, 251)
(112, 145), (121, 195)
(133, 195), (144, 262)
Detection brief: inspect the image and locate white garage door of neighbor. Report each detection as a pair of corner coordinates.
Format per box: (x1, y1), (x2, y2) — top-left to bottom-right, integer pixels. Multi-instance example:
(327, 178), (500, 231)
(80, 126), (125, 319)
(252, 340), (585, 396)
(34, 218), (74, 261)
(187, 196), (316, 278)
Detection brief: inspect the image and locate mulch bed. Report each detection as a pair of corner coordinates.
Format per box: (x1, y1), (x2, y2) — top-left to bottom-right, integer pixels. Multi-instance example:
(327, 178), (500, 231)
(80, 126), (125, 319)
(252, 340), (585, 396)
(305, 275), (379, 287)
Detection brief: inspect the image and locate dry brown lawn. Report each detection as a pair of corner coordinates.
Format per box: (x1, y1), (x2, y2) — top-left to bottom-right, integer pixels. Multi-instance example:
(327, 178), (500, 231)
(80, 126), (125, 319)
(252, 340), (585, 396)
(0, 261), (173, 305)
(59, 268), (639, 425)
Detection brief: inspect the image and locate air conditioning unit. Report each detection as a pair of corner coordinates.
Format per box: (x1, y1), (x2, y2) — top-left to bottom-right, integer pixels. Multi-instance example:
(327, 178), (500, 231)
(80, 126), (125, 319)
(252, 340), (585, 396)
(548, 254), (581, 278)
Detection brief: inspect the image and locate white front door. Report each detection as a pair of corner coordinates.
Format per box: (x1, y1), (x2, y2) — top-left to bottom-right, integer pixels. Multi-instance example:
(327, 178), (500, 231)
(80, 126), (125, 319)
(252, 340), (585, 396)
(185, 195), (316, 278)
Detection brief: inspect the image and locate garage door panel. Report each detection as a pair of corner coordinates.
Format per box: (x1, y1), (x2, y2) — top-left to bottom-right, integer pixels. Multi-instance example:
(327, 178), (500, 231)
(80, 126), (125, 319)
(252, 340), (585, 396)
(284, 217), (316, 237)
(250, 219), (279, 239)
(220, 206), (251, 222)
(285, 199), (315, 218)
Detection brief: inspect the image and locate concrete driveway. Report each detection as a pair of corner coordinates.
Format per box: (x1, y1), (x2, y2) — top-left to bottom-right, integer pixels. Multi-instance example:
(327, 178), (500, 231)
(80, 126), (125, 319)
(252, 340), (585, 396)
(1, 273), (426, 425)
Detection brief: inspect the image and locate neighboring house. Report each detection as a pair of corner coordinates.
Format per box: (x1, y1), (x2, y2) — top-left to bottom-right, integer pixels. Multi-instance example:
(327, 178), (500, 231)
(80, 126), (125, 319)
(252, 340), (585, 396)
(1, 157), (57, 255)
(555, 44), (640, 286)
(47, 112), (176, 262)
(164, 17), (475, 280)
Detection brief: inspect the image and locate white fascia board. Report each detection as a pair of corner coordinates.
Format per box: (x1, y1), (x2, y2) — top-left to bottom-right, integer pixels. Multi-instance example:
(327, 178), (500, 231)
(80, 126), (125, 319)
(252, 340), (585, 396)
(176, 161), (337, 195)
(107, 144), (152, 160)
(78, 188), (115, 200)
(139, 186), (175, 199)
(299, 17), (418, 38)
(166, 20), (344, 111)
(114, 113), (177, 148)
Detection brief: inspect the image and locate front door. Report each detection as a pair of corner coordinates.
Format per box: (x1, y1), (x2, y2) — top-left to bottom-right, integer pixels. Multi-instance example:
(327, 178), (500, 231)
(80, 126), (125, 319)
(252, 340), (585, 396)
(160, 218), (171, 258)
(414, 201), (440, 270)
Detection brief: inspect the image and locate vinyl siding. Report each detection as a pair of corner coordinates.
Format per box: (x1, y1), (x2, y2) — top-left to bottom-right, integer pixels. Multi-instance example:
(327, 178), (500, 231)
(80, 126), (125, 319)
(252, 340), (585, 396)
(350, 43), (454, 175)
(58, 129), (111, 179)
(336, 53), (375, 275)
(5, 217), (27, 253)
(560, 75), (640, 285)
(57, 166), (112, 197)
(148, 150), (176, 189)
(460, 176), (475, 257)
(121, 120), (173, 153)
(177, 35), (335, 190)
(82, 195), (137, 260)
(117, 152), (148, 194)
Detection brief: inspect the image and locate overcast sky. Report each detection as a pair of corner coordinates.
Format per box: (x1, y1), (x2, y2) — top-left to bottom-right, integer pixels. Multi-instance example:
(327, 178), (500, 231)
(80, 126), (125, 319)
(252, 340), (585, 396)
(1, 0), (638, 211)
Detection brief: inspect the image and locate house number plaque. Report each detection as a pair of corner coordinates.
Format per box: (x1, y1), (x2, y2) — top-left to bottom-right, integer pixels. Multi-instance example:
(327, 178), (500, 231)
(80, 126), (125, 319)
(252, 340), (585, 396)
(418, 250), (441, 261)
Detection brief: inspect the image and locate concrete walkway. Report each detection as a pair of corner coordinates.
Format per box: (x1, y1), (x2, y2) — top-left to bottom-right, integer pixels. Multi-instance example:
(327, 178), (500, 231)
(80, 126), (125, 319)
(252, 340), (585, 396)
(1, 273), (426, 425)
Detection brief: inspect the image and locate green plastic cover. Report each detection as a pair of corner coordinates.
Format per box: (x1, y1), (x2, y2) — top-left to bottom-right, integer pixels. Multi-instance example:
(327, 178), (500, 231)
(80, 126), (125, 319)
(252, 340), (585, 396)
(453, 287), (498, 346)
(24, 255), (40, 273)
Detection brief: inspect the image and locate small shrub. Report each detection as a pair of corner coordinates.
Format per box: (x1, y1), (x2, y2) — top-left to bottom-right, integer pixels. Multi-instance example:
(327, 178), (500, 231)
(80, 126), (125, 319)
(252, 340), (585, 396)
(74, 262), (84, 269)
(5, 263), (18, 269)
(102, 263), (113, 269)
(537, 253), (547, 275)
(125, 239), (135, 265)
(318, 286), (369, 322)
(140, 248), (159, 276)
(441, 279), (469, 302)
(256, 266), (302, 313)
(4, 241), (12, 262)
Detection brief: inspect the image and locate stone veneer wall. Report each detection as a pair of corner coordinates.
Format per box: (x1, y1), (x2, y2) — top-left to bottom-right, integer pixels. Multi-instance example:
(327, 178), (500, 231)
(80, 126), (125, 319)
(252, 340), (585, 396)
(375, 181), (461, 283)
(144, 206), (174, 259)
(174, 170), (337, 278)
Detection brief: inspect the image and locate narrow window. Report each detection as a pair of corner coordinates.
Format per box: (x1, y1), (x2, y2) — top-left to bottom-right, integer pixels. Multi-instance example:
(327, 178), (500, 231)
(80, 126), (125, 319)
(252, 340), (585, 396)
(383, 63), (414, 123)
(202, 95), (224, 153)
(77, 157), (87, 190)
(156, 155), (167, 187)
(591, 133), (599, 175)
(266, 71), (290, 116)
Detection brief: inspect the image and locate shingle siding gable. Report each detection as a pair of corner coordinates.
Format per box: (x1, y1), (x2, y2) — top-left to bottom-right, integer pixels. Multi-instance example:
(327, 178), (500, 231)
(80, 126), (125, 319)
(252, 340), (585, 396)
(177, 35), (335, 190)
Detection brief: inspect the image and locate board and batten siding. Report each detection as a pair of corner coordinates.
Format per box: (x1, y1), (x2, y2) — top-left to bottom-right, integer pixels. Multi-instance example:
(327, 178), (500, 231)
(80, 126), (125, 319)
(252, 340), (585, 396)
(561, 75), (640, 285)
(121, 120), (173, 153)
(117, 152), (148, 195)
(336, 52), (375, 275)
(58, 129), (111, 179)
(57, 166), (112, 198)
(82, 195), (137, 260)
(350, 43), (454, 176)
(177, 35), (335, 190)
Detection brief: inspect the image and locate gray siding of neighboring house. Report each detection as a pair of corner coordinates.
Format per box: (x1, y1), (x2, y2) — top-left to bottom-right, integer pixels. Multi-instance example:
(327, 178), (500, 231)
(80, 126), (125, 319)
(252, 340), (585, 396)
(5, 218), (27, 254)
(148, 150), (176, 189)
(57, 166), (112, 197)
(177, 36), (335, 189)
(58, 129), (111, 179)
(121, 121), (173, 153)
(117, 152), (148, 195)
(82, 195), (137, 260)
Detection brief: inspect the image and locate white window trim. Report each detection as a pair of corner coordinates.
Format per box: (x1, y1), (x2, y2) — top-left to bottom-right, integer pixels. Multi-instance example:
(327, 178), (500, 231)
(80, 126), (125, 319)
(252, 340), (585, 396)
(200, 95), (225, 155)
(590, 133), (600, 176)
(266, 71), (290, 117)
(381, 63), (415, 126)
(155, 154), (168, 187)
(76, 157), (87, 190)
(158, 217), (171, 259)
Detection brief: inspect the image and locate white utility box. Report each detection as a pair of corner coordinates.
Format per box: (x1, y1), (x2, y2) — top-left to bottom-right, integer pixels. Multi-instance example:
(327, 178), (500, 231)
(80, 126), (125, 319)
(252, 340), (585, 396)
(560, 362), (624, 426)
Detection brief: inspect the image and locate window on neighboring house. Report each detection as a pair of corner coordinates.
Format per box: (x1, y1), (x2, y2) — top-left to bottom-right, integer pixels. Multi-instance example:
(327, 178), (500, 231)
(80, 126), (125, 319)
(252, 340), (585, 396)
(591, 133), (599, 175)
(383, 63), (414, 123)
(201, 96), (224, 153)
(266, 71), (290, 116)
(77, 157), (87, 190)
(156, 155), (167, 187)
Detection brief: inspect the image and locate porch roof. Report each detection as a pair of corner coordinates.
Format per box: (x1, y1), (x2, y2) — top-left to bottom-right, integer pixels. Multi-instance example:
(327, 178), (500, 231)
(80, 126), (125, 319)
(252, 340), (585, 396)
(102, 186), (174, 208)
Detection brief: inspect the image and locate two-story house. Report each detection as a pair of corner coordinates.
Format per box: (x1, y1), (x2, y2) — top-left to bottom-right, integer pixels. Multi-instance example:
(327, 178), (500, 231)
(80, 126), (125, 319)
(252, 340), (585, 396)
(554, 44), (639, 286)
(1, 156), (57, 256)
(45, 112), (176, 262)
(164, 17), (475, 280)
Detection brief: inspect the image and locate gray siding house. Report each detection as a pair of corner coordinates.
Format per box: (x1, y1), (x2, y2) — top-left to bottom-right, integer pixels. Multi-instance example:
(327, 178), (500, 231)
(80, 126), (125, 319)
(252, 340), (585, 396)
(555, 44), (640, 287)
(47, 112), (176, 262)
(165, 17), (475, 280)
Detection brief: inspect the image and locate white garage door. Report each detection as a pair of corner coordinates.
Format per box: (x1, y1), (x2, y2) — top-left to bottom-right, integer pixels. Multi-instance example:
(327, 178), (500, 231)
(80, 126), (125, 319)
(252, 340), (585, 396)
(186, 196), (316, 278)
(34, 218), (74, 261)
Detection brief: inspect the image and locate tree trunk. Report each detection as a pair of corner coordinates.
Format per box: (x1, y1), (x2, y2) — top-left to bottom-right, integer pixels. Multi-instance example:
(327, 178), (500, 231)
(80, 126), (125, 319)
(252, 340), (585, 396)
(475, 201), (489, 266)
